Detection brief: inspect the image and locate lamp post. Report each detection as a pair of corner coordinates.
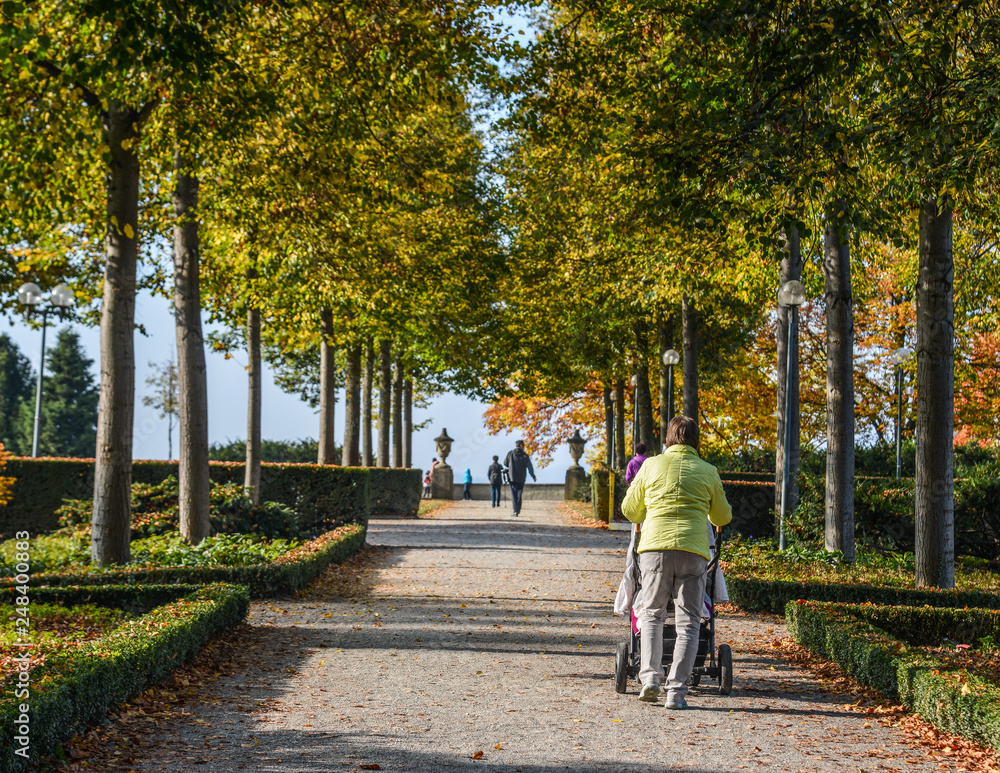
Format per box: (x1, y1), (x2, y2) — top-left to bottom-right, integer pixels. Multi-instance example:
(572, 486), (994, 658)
(17, 283), (75, 457)
(662, 348), (680, 426)
(608, 387), (617, 467)
(888, 346), (912, 480)
(777, 279), (807, 550)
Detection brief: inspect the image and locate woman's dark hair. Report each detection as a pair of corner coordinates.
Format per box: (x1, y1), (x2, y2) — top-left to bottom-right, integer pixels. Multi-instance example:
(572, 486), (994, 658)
(664, 416), (699, 450)
(634, 442), (647, 455)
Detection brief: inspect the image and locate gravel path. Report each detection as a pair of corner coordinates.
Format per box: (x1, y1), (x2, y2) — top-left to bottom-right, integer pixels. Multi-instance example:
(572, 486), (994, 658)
(123, 500), (955, 772)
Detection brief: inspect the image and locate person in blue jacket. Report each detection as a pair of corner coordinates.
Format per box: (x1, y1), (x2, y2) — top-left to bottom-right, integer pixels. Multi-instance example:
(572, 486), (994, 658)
(463, 468), (473, 500)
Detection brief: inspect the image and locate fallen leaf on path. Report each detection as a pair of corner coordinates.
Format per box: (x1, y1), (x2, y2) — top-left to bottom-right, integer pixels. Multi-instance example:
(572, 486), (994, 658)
(470, 750), (484, 759)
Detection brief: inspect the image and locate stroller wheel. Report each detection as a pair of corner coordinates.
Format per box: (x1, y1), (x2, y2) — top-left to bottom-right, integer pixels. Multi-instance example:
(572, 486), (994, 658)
(689, 674), (702, 688)
(614, 641), (629, 694)
(718, 644), (733, 695)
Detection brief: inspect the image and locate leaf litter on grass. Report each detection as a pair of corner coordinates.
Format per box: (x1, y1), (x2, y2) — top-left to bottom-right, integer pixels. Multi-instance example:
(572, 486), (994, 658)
(1, 602), (128, 684)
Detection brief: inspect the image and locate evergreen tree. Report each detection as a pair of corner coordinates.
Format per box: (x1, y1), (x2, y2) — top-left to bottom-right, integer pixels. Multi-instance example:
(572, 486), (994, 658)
(34, 328), (99, 458)
(0, 335), (35, 455)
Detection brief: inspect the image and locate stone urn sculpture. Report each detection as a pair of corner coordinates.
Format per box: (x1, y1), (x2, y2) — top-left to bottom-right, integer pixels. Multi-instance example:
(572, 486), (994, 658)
(565, 429), (587, 500)
(432, 428), (455, 499)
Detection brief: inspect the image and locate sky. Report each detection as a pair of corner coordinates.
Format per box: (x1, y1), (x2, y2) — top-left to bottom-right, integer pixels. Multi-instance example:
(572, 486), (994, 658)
(5, 8), (581, 484)
(7, 286), (577, 483)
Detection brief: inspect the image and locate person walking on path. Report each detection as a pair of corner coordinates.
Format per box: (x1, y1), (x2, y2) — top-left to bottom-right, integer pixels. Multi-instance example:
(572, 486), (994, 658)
(624, 442), (649, 486)
(487, 455), (504, 508)
(622, 416), (732, 709)
(504, 439), (536, 516)
(422, 471), (432, 499)
(462, 468), (473, 500)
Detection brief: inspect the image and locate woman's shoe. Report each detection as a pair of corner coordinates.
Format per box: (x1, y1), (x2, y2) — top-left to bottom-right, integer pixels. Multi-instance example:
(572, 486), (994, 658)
(638, 683), (660, 703)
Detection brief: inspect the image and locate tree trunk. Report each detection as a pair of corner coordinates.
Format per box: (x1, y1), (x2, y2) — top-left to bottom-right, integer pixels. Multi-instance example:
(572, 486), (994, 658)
(343, 344), (361, 466)
(823, 210), (855, 560)
(392, 355), (403, 467)
(657, 312), (674, 452)
(377, 340), (391, 466)
(92, 104), (140, 567)
(775, 225), (803, 536)
(604, 384), (614, 468)
(634, 321), (655, 451)
(362, 337), (374, 467)
(614, 378), (626, 469)
(915, 196), (955, 589)
(318, 310), (337, 465)
(403, 377), (413, 468)
(681, 295), (699, 422)
(244, 306), (262, 504)
(172, 154), (210, 545)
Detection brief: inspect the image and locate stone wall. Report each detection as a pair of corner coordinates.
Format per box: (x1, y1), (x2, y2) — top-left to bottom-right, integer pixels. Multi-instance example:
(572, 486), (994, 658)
(451, 483), (565, 501)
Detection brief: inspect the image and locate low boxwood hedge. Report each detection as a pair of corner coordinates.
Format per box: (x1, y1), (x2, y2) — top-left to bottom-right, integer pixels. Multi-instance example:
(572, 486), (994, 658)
(786, 600), (1000, 753)
(0, 583), (249, 772)
(14, 523), (366, 598)
(728, 574), (1000, 615)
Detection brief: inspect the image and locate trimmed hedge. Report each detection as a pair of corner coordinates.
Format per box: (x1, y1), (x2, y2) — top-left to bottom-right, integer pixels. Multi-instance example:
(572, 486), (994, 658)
(0, 583), (249, 772)
(367, 468), (421, 517)
(11, 523), (367, 598)
(0, 459), (418, 538)
(717, 471), (774, 483)
(728, 573), (1000, 615)
(590, 469), (626, 524)
(722, 481), (774, 539)
(786, 600), (1000, 753)
(586, 469), (773, 534)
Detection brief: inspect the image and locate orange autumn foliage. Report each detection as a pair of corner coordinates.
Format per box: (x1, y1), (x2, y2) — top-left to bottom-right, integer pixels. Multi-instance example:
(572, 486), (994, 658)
(483, 385), (608, 468)
(955, 332), (1000, 447)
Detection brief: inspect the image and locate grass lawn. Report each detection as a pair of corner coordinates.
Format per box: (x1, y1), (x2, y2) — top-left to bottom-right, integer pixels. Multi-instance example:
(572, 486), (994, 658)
(417, 499), (452, 517)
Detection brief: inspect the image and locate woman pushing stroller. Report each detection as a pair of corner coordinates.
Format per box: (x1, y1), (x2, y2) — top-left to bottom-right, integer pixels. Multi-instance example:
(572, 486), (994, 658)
(621, 416), (732, 709)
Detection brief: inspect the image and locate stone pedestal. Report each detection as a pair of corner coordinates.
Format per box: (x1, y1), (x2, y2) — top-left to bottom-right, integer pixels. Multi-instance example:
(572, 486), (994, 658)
(431, 464), (454, 500)
(565, 465), (587, 501)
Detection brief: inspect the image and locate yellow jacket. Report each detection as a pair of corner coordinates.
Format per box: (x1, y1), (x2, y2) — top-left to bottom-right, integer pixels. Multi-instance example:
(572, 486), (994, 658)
(621, 445), (733, 559)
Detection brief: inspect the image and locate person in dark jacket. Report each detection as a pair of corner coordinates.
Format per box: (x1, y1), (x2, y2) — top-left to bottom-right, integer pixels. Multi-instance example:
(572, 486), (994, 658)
(503, 440), (536, 516)
(487, 456), (505, 508)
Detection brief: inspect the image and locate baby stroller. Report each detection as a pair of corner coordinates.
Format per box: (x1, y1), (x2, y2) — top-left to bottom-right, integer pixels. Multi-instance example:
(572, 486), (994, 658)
(613, 531), (733, 695)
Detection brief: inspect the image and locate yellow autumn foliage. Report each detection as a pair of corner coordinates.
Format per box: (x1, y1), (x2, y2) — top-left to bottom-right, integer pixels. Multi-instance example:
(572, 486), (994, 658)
(0, 442), (14, 507)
